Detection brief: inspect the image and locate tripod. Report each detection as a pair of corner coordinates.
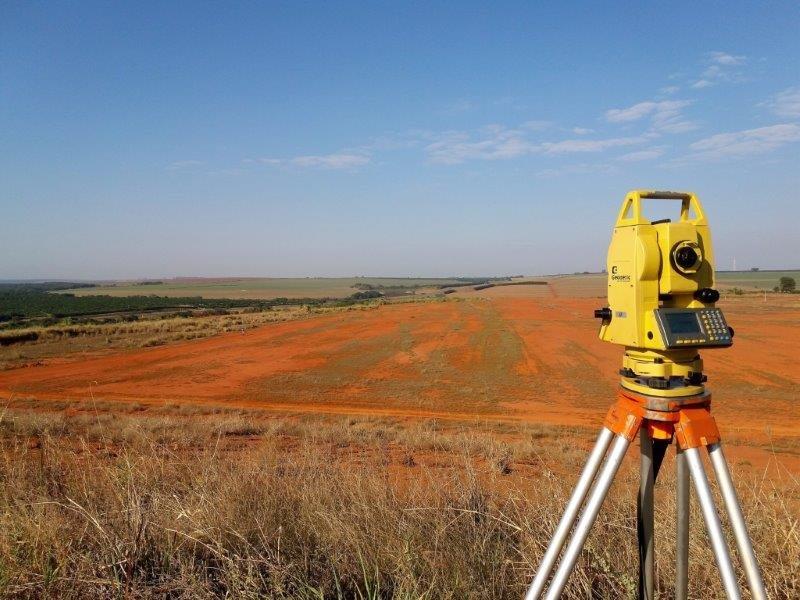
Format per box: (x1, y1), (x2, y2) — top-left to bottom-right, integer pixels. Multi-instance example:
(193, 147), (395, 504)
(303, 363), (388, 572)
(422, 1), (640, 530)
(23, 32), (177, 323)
(525, 388), (767, 600)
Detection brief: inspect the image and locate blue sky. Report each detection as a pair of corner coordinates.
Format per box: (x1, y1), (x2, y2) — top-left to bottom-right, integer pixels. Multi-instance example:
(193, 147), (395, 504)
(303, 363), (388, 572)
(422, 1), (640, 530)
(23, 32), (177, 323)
(2, 2), (799, 279)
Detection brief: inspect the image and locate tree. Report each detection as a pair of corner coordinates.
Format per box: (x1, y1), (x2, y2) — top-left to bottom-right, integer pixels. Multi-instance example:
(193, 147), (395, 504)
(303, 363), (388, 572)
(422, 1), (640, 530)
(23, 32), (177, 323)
(779, 276), (796, 293)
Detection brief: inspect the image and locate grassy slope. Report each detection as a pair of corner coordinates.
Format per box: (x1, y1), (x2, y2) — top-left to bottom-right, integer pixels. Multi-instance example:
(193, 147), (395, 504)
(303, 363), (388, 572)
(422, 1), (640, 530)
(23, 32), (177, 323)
(59, 277), (473, 299)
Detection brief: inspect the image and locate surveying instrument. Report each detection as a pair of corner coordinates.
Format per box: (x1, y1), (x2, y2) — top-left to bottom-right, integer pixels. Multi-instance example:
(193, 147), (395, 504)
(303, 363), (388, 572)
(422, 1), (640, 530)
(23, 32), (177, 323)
(526, 191), (766, 599)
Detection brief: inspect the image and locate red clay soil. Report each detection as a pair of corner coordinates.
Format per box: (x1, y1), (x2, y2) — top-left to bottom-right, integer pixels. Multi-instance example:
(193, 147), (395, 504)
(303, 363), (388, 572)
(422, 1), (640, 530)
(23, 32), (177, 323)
(1, 295), (799, 448)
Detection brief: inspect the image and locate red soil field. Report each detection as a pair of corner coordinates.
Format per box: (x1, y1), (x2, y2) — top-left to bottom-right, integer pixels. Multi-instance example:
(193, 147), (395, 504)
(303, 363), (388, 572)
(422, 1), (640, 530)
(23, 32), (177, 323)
(2, 291), (798, 452)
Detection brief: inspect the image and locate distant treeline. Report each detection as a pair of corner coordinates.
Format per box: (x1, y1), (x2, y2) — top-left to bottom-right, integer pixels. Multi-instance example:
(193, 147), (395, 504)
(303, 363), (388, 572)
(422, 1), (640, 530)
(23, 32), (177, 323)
(0, 291), (263, 320)
(0, 282), (384, 322)
(0, 282), (97, 293)
(352, 277), (510, 293)
(437, 278), (512, 289)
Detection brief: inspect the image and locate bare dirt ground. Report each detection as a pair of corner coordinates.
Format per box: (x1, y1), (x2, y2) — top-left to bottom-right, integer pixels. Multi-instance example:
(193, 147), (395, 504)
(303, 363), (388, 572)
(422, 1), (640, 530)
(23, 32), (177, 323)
(2, 287), (798, 464)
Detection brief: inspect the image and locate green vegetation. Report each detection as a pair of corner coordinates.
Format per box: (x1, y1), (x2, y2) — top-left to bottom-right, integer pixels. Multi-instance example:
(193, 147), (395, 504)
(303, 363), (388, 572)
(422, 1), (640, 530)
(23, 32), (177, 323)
(778, 276), (796, 293)
(0, 290), (251, 319)
(0, 281), (96, 293)
(348, 290), (384, 300)
(59, 277), (481, 300)
(716, 270), (800, 290)
(0, 282), (388, 324)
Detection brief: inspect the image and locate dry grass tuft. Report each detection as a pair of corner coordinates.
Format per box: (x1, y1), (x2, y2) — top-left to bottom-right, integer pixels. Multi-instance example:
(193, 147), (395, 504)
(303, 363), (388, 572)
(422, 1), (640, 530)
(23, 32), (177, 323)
(0, 409), (796, 598)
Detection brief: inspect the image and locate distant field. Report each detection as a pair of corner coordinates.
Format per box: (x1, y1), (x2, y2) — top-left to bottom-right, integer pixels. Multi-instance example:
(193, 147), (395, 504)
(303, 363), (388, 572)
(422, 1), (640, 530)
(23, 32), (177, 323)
(60, 277), (477, 299)
(56, 271), (800, 301)
(716, 270), (800, 290)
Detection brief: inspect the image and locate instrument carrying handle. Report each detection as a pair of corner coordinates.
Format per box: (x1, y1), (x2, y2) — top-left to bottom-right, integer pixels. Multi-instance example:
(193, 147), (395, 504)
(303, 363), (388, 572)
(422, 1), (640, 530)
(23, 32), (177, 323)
(638, 191), (693, 201)
(615, 190), (707, 226)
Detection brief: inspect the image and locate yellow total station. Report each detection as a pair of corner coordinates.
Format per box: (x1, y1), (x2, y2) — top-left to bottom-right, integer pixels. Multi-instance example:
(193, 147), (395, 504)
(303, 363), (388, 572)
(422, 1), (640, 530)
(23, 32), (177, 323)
(594, 190), (733, 398)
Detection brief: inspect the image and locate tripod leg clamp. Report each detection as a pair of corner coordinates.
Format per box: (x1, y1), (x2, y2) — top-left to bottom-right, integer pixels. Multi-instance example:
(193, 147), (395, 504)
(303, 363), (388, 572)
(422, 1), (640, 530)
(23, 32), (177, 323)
(674, 406), (721, 449)
(603, 402), (645, 441)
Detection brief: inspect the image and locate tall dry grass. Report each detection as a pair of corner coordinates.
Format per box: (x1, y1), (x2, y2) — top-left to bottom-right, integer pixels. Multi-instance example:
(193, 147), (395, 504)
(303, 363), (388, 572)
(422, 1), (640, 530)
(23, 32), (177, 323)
(0, 309), (308, 370)
(0, 409), (797, 598)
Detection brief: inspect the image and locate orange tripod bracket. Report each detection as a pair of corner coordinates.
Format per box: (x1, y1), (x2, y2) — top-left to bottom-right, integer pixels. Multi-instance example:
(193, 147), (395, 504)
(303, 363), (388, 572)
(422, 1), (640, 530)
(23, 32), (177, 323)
(603, 388), (720, 449)
(674, 406), (721, 449)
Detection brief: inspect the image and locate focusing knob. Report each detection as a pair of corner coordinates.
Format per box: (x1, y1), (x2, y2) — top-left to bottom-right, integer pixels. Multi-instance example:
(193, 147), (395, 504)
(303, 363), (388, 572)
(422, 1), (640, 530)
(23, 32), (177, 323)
(694, 288), (720, 303)
(594, 307), (612, 320)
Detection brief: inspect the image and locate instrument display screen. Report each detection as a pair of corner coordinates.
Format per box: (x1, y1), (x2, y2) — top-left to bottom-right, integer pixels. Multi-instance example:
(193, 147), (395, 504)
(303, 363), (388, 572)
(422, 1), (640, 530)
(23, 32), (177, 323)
(653, 308), (731, 348)
(664, 312), (701, 334)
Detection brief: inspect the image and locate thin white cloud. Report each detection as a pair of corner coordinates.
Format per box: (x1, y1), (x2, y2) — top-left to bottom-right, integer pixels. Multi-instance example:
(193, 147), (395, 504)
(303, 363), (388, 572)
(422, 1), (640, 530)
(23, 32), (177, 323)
(440, 99), (475, 115)
(687, 124), (800, 161)
(521, 120), (552, 131)
(709, 51), (746, 66)
(763, 87), (800, 118)
(691, 79), (713, 89)
(617, 148), (666, 162)
(167, 160), (204, 170)
(541, 136), (645, 154)
(425, 127), (535, 164)
(605, 102), (658, 123)
(691, 51), (747, 89)
(535, 162), (616, 178)
(572, 127), (593, 135)
(260, 153), (370, 169)
(605, 100), (695, 133)
(423, 123), (653, 163)
(651, 102), (696, 133)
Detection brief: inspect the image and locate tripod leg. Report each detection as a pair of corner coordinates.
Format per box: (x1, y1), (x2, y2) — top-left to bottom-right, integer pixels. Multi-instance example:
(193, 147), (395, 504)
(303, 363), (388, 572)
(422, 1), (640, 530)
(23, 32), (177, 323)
(636, 426), (670, 600)
(675, 447), (690, 600)
(708, 443), (767, 600)
(525, 427), (614, 600)
(543, 434), (632, 600)
(638, 427), (656, 600)
(684, 447), (742, 600)
(637, 429), (669, 600)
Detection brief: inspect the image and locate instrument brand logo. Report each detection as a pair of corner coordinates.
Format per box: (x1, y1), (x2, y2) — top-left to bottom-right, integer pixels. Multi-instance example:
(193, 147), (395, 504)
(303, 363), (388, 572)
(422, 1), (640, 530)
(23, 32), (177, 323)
(610, 265), (631, 283)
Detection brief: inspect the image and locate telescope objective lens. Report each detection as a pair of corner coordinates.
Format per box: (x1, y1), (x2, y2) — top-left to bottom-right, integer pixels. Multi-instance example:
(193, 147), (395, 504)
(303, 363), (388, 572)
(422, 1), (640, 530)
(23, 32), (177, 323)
(675, 246), (699, 270)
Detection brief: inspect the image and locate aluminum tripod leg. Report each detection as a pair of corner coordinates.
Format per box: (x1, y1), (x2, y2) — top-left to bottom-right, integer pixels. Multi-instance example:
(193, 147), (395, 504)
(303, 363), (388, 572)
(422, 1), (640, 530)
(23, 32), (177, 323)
(708, 443), (767, 600)
(637, 430), (669, 600)
(543, 434), (632, 600)
(524, 427), (614, 600)
(684, 447), (741, 600)
(675, 447), (690, 600)
(638, 428), (656, 600)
